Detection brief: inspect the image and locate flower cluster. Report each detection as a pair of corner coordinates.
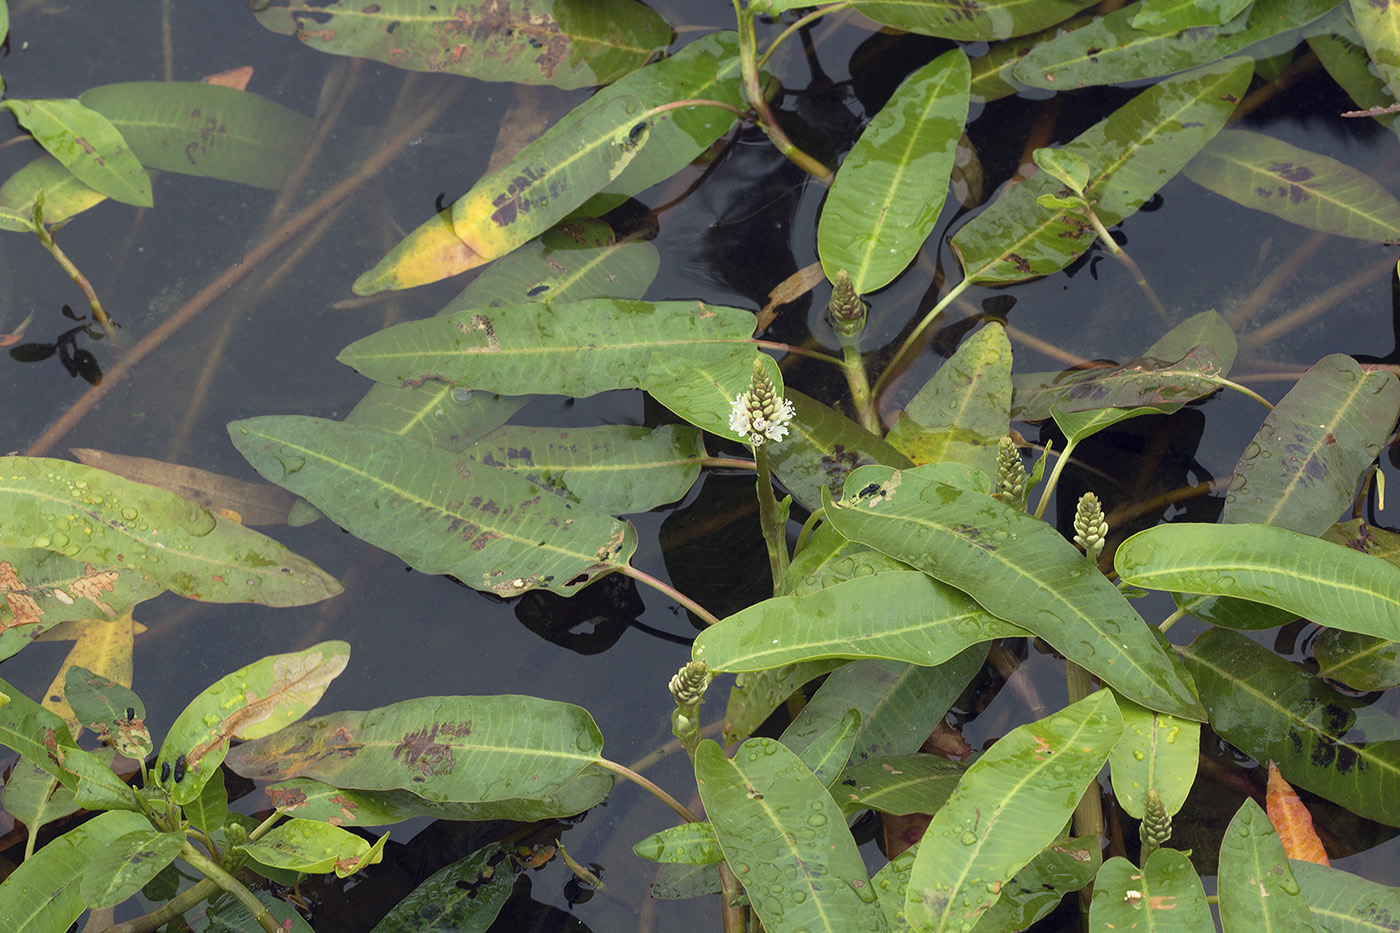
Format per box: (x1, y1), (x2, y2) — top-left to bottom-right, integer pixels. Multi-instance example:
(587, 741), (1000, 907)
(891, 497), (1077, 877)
(729, 359), (795, 447)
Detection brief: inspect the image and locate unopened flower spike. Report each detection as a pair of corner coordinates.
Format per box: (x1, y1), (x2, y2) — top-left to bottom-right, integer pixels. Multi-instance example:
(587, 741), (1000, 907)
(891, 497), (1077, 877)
(993, 435), (1028, 509)
(670, 659), (712, 756)
(828, 269), (866, 338)
(1073, 491), (1109, 563)
(1140, 787), (1172, 861)
(729, 358), (795, 447)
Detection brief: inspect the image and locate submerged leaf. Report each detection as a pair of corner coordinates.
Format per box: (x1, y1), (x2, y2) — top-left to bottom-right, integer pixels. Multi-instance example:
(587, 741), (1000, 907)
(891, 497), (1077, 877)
(852, 0), (1099, 41)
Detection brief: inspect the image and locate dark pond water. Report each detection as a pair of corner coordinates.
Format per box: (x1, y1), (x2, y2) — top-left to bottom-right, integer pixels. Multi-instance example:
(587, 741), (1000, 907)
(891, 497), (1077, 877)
(2, 3), (1399, 931)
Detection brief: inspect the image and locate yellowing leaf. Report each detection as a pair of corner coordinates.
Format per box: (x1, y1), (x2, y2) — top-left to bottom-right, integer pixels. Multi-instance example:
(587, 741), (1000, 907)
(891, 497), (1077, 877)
(1266, 760), (1330, 866)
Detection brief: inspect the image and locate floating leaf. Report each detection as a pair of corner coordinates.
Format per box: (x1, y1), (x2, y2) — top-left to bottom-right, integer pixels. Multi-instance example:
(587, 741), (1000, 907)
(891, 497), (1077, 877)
(1218, 798), (1317, 930)
(268, 771), (613, 825)
(1014, 0), (1332, 88)
(1132, 0), (1254, 32)
(229, 416), (636, 598)
(1115, 522), (1400, 642)
(1013, 346), (1224, 420)
(80, 829), (184, 908)
(355, 97), (651, 293)
(1181, 627), (1400, 826)
(1312, 627), (1400, 691)
(254, 0), (670, 90)
(818, 49), (970, 294)
(1311, 30), (1400, 139)
(825, 465), (1204, 719)
(1185, 129), (1400, 241)
(338, 299), (753, 396)
(158, 640), (350, 805)
(1223, 355), (1399, 533)
(2, 98), (151, 206)
(887, 323), (1011, 474)
(1090, 850), (1211, 931)
(1267, 761), (1330, 865)
(369, 843), (514, 933)
(904, 691), (1123, 932)
(0, 154), (106, 232)
(0, 457), (341, 606)
(1106, 697), (1200, 820)
(240, 818), (382, 878)
(643, 345), (768, 445)
(226, 695), (606, 806)
(0, 809), (148, 933)
(1349, 0), (1400, 102)
(633, 822), (725, 865)
(695, 738), (889, 933)
(694, 571), (1024, 672)
(459, 219), (660, 307)
(0, 549), (163, 659)
(769, 389), (914, 510)
(80, 82), (312, 189)
(851, 0), (1099, 41)
(952, 59), (1251, 285)
(464, 424), (703, 514)
(1293, 860), (1400, 931)
(833, 754), (966, 817)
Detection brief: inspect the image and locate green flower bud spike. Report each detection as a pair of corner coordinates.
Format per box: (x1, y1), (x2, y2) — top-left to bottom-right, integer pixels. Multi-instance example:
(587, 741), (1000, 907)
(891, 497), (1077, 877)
(827, 268), (866, 338)
(1073, 491), (1109, 563)
(1140, 787), (1172, 862)
(670, 659), (712, 756)
(993, 435), (1028, 509)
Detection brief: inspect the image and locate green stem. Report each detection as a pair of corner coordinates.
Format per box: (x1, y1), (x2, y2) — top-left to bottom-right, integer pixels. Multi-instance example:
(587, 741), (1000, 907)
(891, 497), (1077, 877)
(179, 842), (280, 933)
(1081, 206), (1170, 325)
(617, 564), (722, 627)
(1209, 376), (1274, 411)
(641, 98), (750, 124)
(734, 0), (831, 182)
(698, 456), (757, 471)
(1158, 607), (1187, 634)
(794, 506), (825, 554)
(873, 277), (973, 401)
(1066, 662), (1104, 919)
(1033, 437), (1079, 520)
(753, 339), (847, 368)
(843, 343), (879, 433)
(754, 444), (790, 592)
(33, 214), (117, 340)
(718, 862), (748, 933)
(757, 2), (854, 68)
(101, 877), (222, 933)
(596, 758), (701, 823)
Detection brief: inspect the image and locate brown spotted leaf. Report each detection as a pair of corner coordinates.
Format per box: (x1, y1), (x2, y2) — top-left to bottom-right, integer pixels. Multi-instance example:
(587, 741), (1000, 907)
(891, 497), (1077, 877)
(1011, 345), (1225, 421)
(157, 641), (350, 805)
(225, 695), (606, 806)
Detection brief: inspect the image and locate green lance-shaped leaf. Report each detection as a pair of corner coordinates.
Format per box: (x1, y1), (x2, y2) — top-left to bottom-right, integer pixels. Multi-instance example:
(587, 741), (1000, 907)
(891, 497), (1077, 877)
(369, 842), (514, 933)
(157, 640), (350, 805)
(64, 666), (149, 757)
(888, 323), (1011, 474)
(229, 417), (636, 598)
(255, 0), (670, 90)
(633, 822), (725, 865)
(0, 548), (164, 660)
(81, 828), (185, 909)
(463, 423), (704, 515)
(0, 154), (106, 232)
(644, 345), (772, 445)
(1218, 798), (1318, 931)
(779, 650), (987, 767)
(695, 738), (890, 933)
(1313, 627), (1400, 692)
(1186, 129), (1400, 241)
(818, 49), (970, 294)
(1293, 860), (1400, 931)
(225, 695), (606, 806)
(795, 707), (862, 789)
(80, 82), (312, 190)
(904, 691), (1123, 932)
(1311, 30), (1400, 140)
(952, 58), (1251, 285)
(355, 96), (652, 294)
(1223, 355), (1400, 533)
(723, 660), (847, 746)
(769, 389), (914, 509)
(824, 465), (1205, 719)
(1131, 0), (1254, 33)
(1012, 309), (1238, 420)
(184, 769), (228, 835)
(1014, 0), (1334, 89)
(0, 675), (77, 786)
(3, 757), (81, 846)
(59, 745), (142, 813)
(239, 818), (383, 878)
(0, 809), (147, 933)
(1116, 523), (1400, 642)
(338, 298), (754, 397)
(834, 754), (966, 818)
(1, 98), (151, 206)
(1106, 697), (1199, 820)
(694, 571), (1024, 672)
(0, 456), (341, 606)
(1090, 850), (1211, 931)
(1181, 627), (1400, 827)
(268, 770), (613, 825)
(1350, 0), (1400, 103)
(850, 0), (1100, 41)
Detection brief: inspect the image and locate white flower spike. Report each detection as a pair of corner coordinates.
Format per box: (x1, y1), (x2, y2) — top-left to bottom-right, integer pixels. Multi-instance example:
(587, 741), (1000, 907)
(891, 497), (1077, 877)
(730, 359), (795, 447)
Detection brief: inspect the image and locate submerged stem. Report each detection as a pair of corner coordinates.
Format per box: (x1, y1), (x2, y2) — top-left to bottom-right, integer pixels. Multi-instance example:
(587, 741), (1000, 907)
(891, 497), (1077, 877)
(1033, 437), (1079, 520)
